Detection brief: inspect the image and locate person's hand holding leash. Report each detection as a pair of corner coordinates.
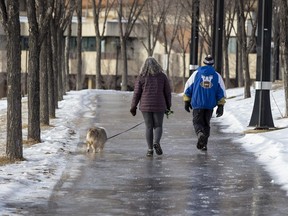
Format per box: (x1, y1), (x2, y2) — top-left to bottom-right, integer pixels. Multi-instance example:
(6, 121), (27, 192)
(165, 108), (174, 119)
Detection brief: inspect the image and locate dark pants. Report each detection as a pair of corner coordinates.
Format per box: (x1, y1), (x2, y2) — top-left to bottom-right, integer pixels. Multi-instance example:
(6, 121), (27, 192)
(192, 109), (213, 144)
(142, 112), (164, 149)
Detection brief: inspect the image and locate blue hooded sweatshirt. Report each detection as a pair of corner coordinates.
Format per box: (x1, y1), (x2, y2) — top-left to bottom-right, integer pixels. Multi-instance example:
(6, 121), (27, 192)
(183, 66), (226, 110)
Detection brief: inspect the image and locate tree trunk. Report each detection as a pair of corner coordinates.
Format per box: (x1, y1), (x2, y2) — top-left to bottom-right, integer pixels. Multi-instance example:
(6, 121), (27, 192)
(27, 0), (41, 143)
(116, 0), (146, 91)
(57, 28), (64, 100)
(237, 41), (244, 87)
(96, 37), (102, 89)
(120, 38), (128, 91)
(224, 48), (232, 88)
(238, 1), (251, 98)
(40, 36), (49, 125)
(27, 36), (41, 142)
(223, 35), (232, 88)
(236, 3), (244, 87)
(3, 0), (23, 160)
(65, 22), (72, 92)
(243, 53), (251, 98)
(279, 0), (288, 116)
(47, 25), (56, 119)
(76, 0), (82, 91)
(182, 51), (186, 87)
(50, 21), (59, 109)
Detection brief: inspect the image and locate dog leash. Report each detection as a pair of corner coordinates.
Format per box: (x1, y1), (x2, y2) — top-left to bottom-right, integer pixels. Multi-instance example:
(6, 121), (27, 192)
(107, 121), (144, 140)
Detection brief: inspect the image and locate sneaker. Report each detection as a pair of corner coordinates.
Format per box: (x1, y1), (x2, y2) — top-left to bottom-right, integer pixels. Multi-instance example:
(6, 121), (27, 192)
(197, 132), (206, 149)
(153, 143), (163, 155)
(201, 146), (208, 151)
(146, 149), (153, 157)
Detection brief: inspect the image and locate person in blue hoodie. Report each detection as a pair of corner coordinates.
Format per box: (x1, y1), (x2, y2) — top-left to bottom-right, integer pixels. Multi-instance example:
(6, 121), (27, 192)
(183, 55), (226, 151)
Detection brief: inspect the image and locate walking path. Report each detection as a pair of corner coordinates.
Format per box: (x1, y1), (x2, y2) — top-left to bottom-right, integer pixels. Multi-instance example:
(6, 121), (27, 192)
(4, 92), (288, 215)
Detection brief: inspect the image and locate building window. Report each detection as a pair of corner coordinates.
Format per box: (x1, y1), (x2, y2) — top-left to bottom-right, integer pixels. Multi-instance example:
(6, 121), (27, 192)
(69, 37), (96, 51)
(82, 37), (96, 51)
(20, 36), (29, 50)
(228, 37), (236, 54)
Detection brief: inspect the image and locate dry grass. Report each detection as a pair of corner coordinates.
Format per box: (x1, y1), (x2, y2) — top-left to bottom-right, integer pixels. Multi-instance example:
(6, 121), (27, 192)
(22, 124), (55, 146)
(41, 124), (55, 129)
(0, 156), (24, 166)
(23, 139), (40, 146)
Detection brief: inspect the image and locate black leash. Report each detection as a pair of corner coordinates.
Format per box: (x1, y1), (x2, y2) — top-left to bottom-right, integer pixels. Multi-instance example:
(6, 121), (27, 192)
(107, 121), (144, 140)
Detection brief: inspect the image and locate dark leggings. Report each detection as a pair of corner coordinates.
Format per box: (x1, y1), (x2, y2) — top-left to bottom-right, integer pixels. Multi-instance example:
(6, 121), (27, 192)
(142, 112), (164, 149)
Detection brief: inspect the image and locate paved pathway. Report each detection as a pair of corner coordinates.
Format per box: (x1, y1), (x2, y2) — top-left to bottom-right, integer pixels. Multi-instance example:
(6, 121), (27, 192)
(14, 91), (288, 215)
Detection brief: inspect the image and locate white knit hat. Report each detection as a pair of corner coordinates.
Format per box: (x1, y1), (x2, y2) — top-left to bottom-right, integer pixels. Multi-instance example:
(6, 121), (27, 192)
(203, 55), (214, 65)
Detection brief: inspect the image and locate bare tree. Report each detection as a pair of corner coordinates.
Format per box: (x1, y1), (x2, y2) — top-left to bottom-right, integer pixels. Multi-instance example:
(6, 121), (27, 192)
(180, 0), (214, 65)
(161, 1), (182, 78)
(40, 2), (50, 126)
(198, 0), (214, 57)
(40, 36), (49, 125)
(26, 0), (53, 143)
(0, 0), (23, 160)
(62, 1), (76, 93)
(92, 0), (115, 89)
(176, 16), (190, 87)
(47, 25), (56, 119)
(50, 0), (75, 103)
(237, 1), (249, 95)
(76, 0), (82, 90)
(139, 0), (171, 56)
(116, 0), (146, 91)
(55, 0), (76, 97)
(223, 0), (236, 88)
(65, 21), (72, 92)
(236, 5), (244, 87)
(279, 0), (288, 116)
(236, 0), (257, 98)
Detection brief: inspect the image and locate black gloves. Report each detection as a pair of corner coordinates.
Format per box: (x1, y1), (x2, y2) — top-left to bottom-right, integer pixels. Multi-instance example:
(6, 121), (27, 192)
(184, 101), (192, 113)
(165, 108), (174, 118)
(216, 105), (224, 117)
(130, 107), (137, 116)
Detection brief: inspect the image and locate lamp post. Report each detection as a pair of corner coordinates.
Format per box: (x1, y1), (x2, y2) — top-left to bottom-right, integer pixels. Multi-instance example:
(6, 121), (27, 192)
(249, 0), (274, 129)
(189, 0), (200, 76)
(212, 0), (224, 75)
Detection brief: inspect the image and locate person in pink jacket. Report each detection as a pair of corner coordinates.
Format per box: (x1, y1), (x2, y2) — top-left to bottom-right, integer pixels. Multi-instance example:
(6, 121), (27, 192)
(130, 57), (172, 157)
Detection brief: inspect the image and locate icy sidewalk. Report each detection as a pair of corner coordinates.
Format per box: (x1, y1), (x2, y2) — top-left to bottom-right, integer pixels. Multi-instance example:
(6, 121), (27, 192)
(13, 91), (288, 216)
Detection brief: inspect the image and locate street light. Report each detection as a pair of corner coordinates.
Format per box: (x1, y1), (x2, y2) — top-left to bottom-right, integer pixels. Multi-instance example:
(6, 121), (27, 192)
(249, 0), (274, 129)
(212, 0), (224, 75)
(189, 0), (199, 76)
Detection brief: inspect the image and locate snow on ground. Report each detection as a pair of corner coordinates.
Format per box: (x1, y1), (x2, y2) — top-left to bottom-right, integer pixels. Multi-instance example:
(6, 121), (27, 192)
(214, 84), (288, 193)
(0, 85), (288, 215)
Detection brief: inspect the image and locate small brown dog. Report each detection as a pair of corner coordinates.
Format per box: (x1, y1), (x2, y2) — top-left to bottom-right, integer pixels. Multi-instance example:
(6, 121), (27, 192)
(86, 127), (107, 153)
